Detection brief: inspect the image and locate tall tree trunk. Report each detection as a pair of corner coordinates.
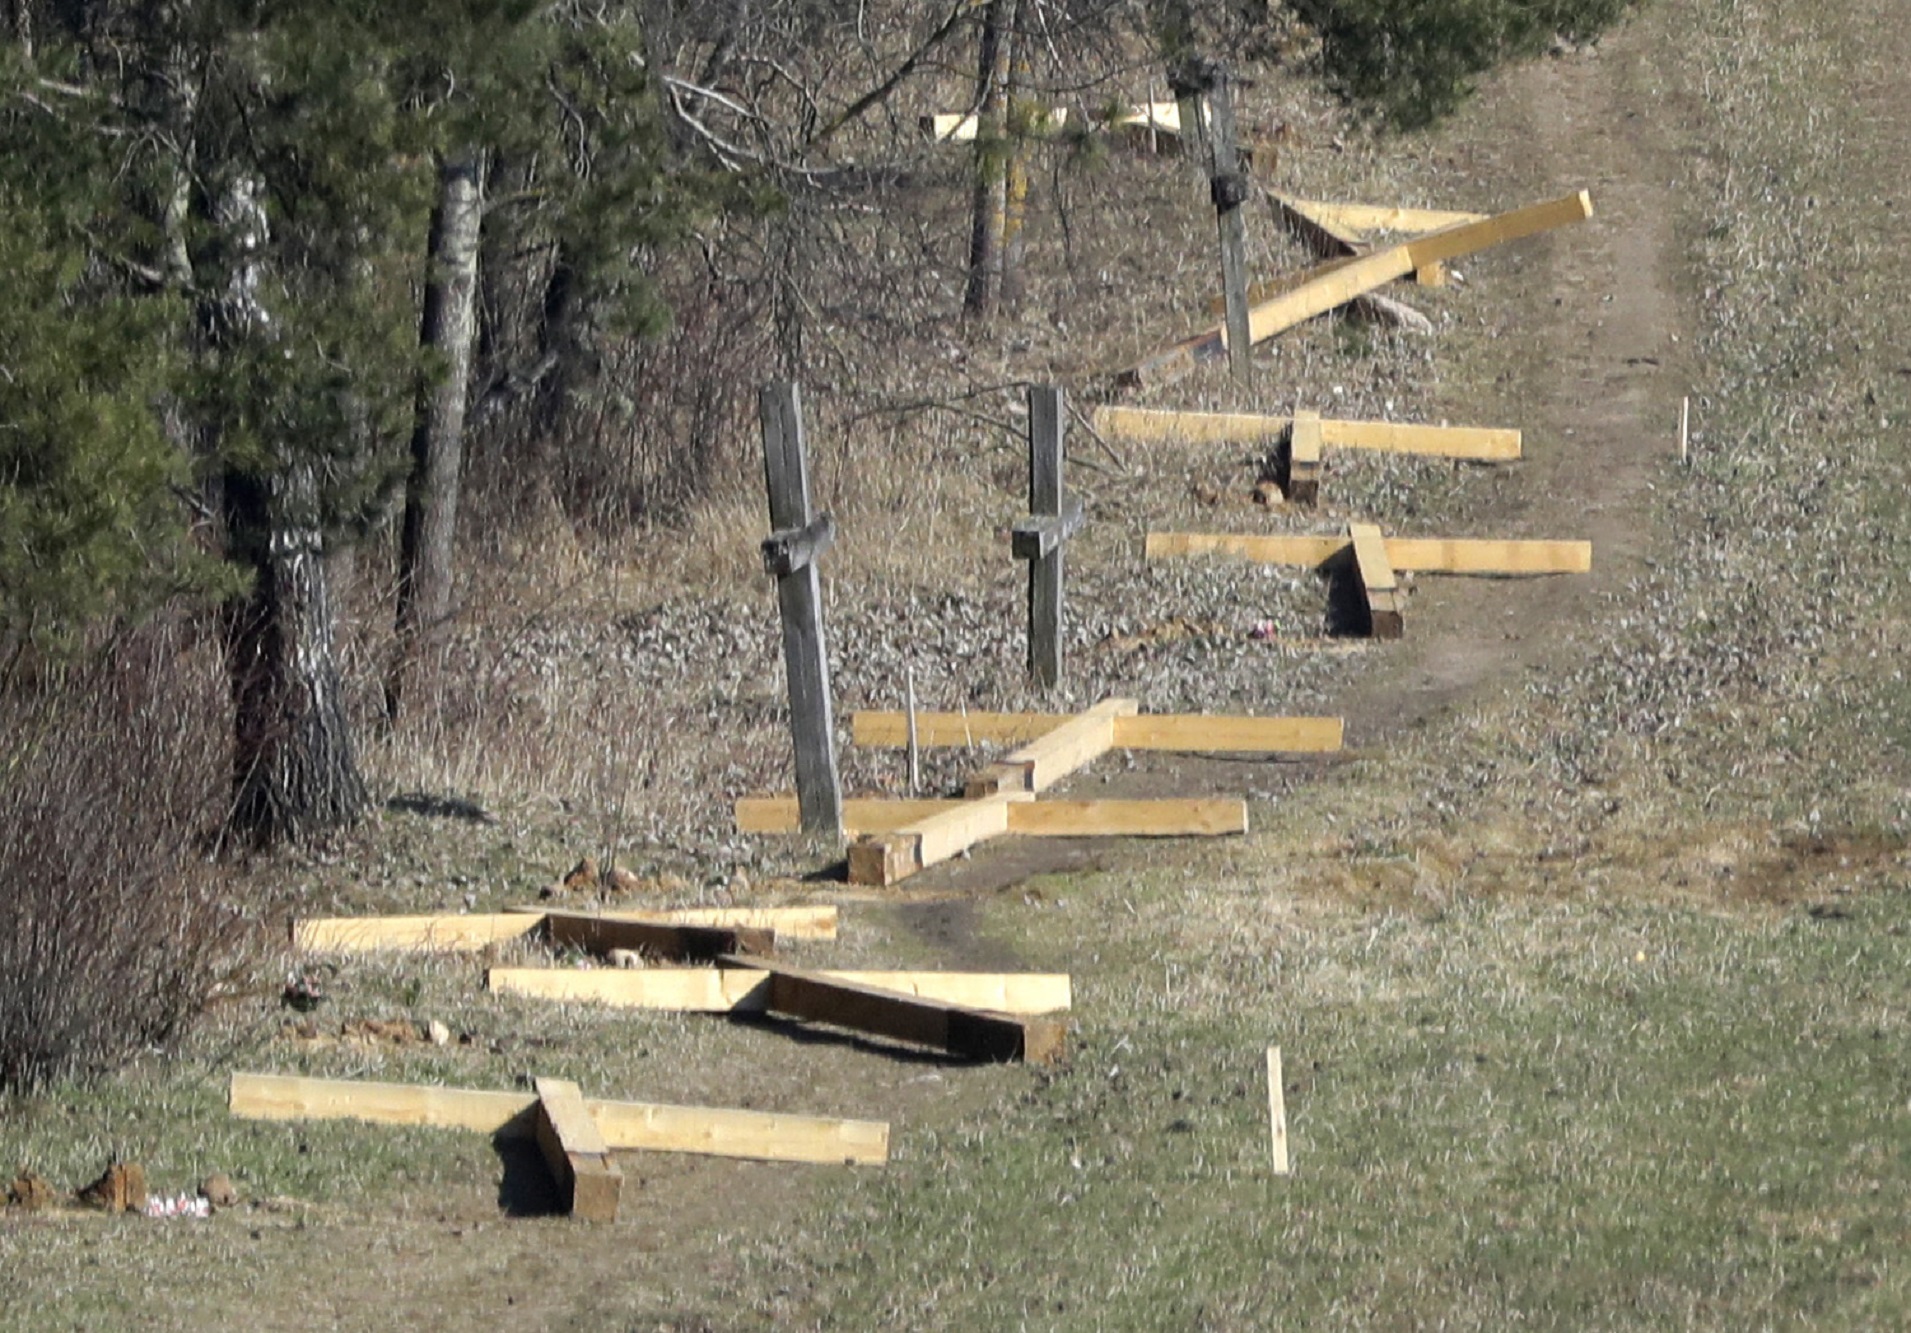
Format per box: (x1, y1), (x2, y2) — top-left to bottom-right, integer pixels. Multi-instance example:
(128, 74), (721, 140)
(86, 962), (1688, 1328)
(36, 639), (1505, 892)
(209, 173), (366, 844)
(389, 148), (485, 723)
(999, 37), (1033, 312)
(962, 0), (1017, 317)
(223, 465), (366, 843)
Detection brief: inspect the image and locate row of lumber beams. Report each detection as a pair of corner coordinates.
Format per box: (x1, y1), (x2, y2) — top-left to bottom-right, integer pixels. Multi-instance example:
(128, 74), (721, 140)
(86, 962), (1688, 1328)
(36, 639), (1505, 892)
(715, 956), (1067, 1064)
(1118, 189), (1594, 387)
(292, 906), (839, 954)
(228, 1072), (890, 1167)
(1144, 530), (1593, 575)
(736, 796), (1248, 839)
(534, 1076), (622, 1221)
(1089, 406), (1521, 460)
(488, 967), (1072, 1016)
(850, 710), (1345, 753)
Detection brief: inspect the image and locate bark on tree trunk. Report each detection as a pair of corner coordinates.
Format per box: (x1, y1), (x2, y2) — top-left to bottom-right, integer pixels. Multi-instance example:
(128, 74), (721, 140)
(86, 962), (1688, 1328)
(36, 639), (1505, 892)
(999, 37), (1033, 312)
(389, 148), (485, 722)
(962, 0), (1017, 317)
(224, 465), (367, 844)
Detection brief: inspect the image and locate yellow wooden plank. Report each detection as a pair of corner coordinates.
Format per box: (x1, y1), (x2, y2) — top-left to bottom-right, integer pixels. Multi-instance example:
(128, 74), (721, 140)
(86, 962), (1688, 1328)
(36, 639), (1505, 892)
(1012, 799), (1246, 837)
(293, 913), (542, 953)
(1404, 190), (1594, 270)
(1348, 522), (1396, 594)
(851, 710), (1064, 748)
(737, 797), (954, 835)
(1267, 1045), (1290, 1175)
(1317, 419), (1521, 459)
(534, 1076), (622, 1221)
(917, 791), (1029, 863)
(1090, 406), (1288, 444)
(228, 1072), (890, 1165)
(1111, 715), (1344, 752)
(1383, 538), (1592, 574)
(229, 1072), (535, 1135)
(1145, 531), (1348, 567)
(1242, 246), (1419, 345)
(1289, 199), (1489, 234)
(490, 967), (1072, 1015)
(966, 697), (1139, 797)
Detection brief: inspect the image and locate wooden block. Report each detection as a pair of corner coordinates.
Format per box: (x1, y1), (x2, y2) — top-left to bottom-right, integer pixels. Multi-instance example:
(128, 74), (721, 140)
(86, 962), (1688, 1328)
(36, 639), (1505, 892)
(1383, 538), (1592, 575)
(534, 1076), (622, 1222)
(847, 834), (920, 888)
(1145, 531), (1348, 567)
(293, 913), (541, 953)
(1349, 521), (1404, 640)
(540, 908), (773, 961)
(1267, 1046), (1290, 1175)
(848, 792), (1031, 886)
(964, 698), (1137, 797)
(1317, 419), (1520, 459)
(228, 1073), (890, 1165)
(718, 956), (1067, 1064)
(489, 967), (1072, 1015)
(1288, 410), (1323, 504)
(1414, 261), (1447, 288)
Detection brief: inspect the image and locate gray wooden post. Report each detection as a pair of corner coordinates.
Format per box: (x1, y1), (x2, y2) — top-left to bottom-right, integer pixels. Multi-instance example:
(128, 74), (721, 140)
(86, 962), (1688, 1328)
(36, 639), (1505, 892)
(759, 382), (843, 835)
(1188, 59), (1253, 384)
(1011, 385), (1083, 690)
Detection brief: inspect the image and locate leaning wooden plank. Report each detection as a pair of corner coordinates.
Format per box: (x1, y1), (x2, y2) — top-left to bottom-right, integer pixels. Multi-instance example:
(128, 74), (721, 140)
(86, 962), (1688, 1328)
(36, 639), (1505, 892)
(539, 908), (773, 961)
(848, 791), (1031, 887)
(1293, 200), (1489, 233)
(228, 1073), (890, 1165)
(716, 956), (1067, 1064)
(490, 967), (1072, 1015)
(293, 913), (542, 954)
(1120, 191), (1592, 385)
(965, 697), (1139, 798)
(1319, 419), (1521, 459)
(534, 1076), (623, 1222)
(1383, 538), (1592, 575)
(1349, 522), (1405, 640)
(1145, 531), (1348, 566)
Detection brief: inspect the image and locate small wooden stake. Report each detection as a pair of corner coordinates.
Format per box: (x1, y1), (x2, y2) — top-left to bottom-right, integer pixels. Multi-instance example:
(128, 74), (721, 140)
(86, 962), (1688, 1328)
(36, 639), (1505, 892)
(1680, 395), (1690, 464)
(760, 382), (843, 835)
(1266, 1046), (1290, 1175)
(905, 669), (920, 796)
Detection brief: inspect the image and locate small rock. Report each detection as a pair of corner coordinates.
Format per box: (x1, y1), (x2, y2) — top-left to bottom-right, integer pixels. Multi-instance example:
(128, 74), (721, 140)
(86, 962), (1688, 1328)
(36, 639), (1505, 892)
(198, 1172), (239, 1209)
(7, 1170), (55, 1212)
(562, 857), (601, 892)
(77, 1161), (147, 1213)
(426, 1020), (453, 1046)
(603, 865), (646, 895)
(607, 948), (648, 970)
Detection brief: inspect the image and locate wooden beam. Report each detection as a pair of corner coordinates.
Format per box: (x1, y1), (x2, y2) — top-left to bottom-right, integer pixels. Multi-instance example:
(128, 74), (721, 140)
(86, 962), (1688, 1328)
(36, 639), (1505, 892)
(1113, 714), (1343, 753)
(293, 913), (541, 953)
(1119, 190), (1593, 386)
(1145, 531), (1347, 567)
(1291, 200), (1489, 233)
(498, 905), (838, 942)
(847, 791), (1030, 886)
(489, 967), (1073, 1015)
(228, 1073), (889, 1165)
(740, 795), (1251, 837)
(1348, 521), (1404, 639)
(534, 1076), (623, 1222)
(1287, 410), (1323, 504)
(1267, 1046), (1290, 1175)
(716, 956), (1067, 1064)
(539, 908), (773, 961)
(1090, 406), (1520, 460)
(1146, 531), (1592, 574)
(965, 697), (1138, 798)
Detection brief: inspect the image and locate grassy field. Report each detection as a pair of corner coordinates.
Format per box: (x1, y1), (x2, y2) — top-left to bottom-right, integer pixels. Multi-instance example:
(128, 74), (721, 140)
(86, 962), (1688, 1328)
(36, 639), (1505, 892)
(7, 0), (1911, 1327)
